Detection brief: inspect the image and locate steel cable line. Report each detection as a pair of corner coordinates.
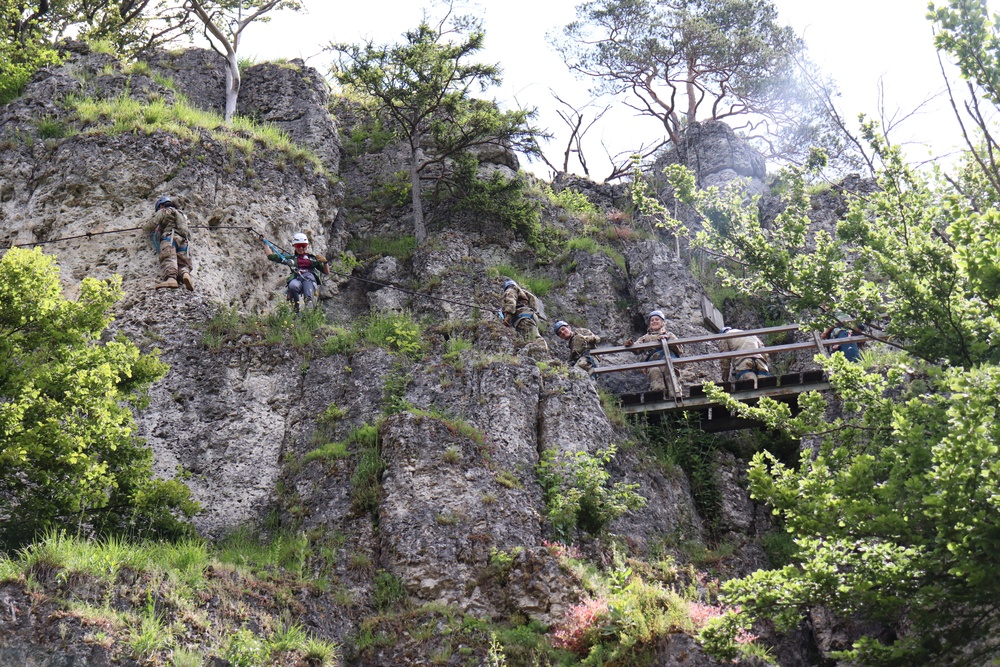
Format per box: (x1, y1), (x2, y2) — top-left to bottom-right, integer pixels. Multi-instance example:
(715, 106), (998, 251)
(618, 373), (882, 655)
(2, 224), (491, 314)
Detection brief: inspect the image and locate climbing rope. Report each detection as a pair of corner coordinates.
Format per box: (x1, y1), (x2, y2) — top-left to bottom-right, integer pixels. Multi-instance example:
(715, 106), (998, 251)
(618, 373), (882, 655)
(1, 224), (490, 314)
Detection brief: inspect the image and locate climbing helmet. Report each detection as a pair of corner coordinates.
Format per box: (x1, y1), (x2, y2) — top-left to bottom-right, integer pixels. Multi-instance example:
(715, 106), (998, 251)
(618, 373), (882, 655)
(553, 320), (570, 335)
(647, 309), (665, 323)
(502, 279), (517, 291)
(292, 232), (309, 247)
(154, 196), (173, 212)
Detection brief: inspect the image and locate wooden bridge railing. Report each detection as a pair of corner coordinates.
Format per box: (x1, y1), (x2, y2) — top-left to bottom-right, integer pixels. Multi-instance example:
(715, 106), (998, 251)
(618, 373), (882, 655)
(589, 323), (869, 411)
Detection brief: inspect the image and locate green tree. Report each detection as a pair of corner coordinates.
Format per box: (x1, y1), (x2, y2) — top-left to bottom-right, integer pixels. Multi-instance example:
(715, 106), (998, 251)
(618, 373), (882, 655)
(683, 2), (1000, 663)
(0, 0), (193, 105)
(0, 248), (197, 549)
(185, 0), (302, 122)
(555, 0), (829, 169)
(330, 7), (545, 244)
(1, 1), (60, 104)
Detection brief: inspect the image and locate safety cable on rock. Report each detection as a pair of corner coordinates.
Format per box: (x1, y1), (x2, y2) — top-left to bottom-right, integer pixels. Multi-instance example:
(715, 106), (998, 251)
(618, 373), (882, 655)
(3, 226), (145, 248)
(3, 223), (489, 314)
(325, 266), (487, 314)
(0, 224), (254, 251)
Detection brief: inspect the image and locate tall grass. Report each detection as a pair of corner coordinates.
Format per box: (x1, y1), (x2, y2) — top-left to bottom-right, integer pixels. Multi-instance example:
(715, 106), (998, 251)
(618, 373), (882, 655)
(490, 264), (554, 297)
(68, 94), (329, 176)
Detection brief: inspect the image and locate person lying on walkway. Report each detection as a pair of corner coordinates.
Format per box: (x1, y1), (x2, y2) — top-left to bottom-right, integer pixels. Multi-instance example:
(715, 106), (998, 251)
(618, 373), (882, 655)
(501, 279), (548, 354)
(716, 326), (770, 383)
(553, 320), (600, 374)
(145, 196), (194, 291)
(262, 232), (329, 312)
(625, 310), (683, 396)
(821, 318), (865, 363)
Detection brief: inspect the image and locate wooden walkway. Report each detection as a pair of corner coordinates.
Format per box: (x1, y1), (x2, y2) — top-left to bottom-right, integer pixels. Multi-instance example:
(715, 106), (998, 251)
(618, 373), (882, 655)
(590, 324), (866, 431)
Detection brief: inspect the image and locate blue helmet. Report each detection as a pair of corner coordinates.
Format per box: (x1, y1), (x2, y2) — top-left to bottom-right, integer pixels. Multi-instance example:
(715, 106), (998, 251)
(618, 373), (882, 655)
(502, 279), (517, 291)
(553, 320), (570, 335)
(647, 309), (665, 323)
(154, 196), (173, 212)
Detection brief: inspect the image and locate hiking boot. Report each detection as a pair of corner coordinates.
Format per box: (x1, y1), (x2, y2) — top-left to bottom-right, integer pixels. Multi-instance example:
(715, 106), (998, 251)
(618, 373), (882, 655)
(180, 273), (194, 291)
(155, 278), (179, 289)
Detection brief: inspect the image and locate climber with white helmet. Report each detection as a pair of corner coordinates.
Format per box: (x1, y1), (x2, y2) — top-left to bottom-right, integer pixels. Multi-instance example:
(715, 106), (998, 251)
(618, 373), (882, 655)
(554, 320), (601, 374)
(262, 232), (330, 312)
(500, 278), (548, 354)
(624, 309), (683, 396)
(144, 195), (194, 290)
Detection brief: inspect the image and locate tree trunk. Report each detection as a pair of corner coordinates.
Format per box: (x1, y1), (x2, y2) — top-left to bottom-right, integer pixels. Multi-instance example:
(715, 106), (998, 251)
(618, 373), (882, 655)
(409, 141), (426, 244)
(224, 50), (240, 122)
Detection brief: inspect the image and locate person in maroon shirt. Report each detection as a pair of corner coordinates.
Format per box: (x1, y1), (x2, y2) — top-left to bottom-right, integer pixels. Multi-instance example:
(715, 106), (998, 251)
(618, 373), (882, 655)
(262, 232), (330, 312)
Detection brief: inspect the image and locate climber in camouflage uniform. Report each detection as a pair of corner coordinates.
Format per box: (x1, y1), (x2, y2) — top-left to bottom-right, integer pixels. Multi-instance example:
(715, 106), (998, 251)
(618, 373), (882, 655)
(626, 310), (683, 395)
(716, 327), (770, 383)
(554, 320), (601, 374)
(501, 279), (548, 353)
(145, 196), (194, 290)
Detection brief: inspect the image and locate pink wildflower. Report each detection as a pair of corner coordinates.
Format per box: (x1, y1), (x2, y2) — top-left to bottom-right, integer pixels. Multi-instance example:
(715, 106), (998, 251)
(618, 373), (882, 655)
(551, 598), (610, 655)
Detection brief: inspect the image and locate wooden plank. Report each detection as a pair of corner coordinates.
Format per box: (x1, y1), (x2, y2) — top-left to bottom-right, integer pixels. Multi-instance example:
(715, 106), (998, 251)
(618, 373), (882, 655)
(620, 381), (833, 415)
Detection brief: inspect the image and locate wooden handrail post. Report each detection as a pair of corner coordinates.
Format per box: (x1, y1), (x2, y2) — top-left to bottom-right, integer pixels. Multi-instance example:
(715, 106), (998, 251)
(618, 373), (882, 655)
(662, 338), (682, 404)
(813, 331), (830, 358)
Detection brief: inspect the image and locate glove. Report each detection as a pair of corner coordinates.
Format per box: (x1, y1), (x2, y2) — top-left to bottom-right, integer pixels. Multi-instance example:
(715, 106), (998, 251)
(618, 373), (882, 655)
(624, 339), (633, 346)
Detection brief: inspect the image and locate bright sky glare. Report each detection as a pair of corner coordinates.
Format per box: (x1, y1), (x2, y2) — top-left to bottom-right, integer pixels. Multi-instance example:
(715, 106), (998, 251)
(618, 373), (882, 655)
(241, 0), (1000, 181)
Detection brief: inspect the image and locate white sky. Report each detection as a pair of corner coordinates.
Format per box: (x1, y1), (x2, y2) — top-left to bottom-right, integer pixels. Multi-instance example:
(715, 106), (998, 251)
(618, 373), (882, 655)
(241, 0), (1000, 181)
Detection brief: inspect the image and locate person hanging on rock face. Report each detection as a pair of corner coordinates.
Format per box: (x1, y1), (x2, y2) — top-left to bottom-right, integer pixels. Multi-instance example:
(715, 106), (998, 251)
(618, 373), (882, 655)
(624, 309), (683, 395)
(262, 232), (330, 312)
(145, 195), (194, 290)
(716, 326), (771, 384)
(500, 278), (548, 354)
(553, 320), (600, 374)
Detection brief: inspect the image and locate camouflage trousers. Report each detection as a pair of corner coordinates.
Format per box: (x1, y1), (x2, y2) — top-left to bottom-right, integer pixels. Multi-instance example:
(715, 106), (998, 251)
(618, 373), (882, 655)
(514, 316), (548, 354)
(645, 355), (686, 397)
(733, 357), (770, 383)
(159, 232), (192, 280)
(572, 354), (596, 375)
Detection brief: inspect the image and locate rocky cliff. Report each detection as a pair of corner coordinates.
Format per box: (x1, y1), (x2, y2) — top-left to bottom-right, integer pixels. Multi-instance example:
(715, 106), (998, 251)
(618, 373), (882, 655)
(0, 43), (859, 667)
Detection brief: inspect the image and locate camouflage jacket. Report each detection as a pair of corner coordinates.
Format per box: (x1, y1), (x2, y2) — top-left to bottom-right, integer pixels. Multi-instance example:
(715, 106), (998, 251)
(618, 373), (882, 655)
(716, 330), (768, 380)
(634, 327), (682, 358)
(567, 327), (600, 362)
(145, 207), (191, 239)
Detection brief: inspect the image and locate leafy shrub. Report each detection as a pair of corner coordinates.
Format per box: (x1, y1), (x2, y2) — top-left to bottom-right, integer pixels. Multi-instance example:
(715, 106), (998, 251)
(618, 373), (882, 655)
(369, 169), (412, 208)
(224, 628), (268, 667)
(348, 234), (417, 261)
(344, 115), (396, 155)
(449, 153), (542, 247)
(549, 186), (599, 220)
(0, 248), (196, 549)
(536, 445), (647, 539)
(321, 326), (359, 355)
(360, 312), (424, 359)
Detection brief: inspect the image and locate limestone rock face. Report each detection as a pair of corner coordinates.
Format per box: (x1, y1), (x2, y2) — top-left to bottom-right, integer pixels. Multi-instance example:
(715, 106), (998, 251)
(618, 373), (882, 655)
(663, 120), (768, 187)
(0, 46), (340, 310)
(239, 59), (342, 175)
(114, 292), (299, 536)
(144, 48), (226, 114)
